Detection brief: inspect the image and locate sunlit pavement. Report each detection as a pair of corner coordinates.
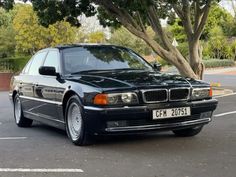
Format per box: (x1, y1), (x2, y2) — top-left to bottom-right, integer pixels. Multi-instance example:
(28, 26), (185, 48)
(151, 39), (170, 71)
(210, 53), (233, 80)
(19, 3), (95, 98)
(164, 67), (236, 87)
(0, 90), (235, 177)
(204, 67), (236, 75)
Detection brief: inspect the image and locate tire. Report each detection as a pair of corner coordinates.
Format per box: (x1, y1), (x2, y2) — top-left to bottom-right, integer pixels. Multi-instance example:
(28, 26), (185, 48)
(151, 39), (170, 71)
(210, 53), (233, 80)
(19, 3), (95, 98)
(172, 125), (203, 137)
(13, 94), (33, 127)
(65, 95), (92, 146)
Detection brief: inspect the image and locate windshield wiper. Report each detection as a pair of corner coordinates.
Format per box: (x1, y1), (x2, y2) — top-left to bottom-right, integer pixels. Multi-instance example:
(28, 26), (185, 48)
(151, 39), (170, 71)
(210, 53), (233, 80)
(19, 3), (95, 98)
(69, 68), (148, 75)
(70, 69), (112, 75)
(111, 68), (152, 72)
(112, 68), (144, 71)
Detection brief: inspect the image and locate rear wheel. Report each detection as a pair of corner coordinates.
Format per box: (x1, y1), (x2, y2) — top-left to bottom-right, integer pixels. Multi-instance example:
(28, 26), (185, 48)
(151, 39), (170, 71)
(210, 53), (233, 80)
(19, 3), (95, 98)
(172, 126), (203, 137)
(13, 94), (33, 127)
(65, 95), (92, 146)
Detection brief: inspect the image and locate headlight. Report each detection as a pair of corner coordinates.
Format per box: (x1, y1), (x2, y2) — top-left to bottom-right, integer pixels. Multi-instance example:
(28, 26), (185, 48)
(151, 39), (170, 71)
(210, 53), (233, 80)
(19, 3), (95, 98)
(191, 87), (212, 100)
(93, 92), (139, 105)
(121, 93), (133, 103)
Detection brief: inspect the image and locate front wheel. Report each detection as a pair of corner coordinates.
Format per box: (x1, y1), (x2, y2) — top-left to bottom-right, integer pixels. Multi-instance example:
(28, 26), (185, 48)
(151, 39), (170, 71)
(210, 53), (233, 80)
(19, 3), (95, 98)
(65, 95), (92, 146)
(13, 94), (33, 127)
(172, 125), (203, 137)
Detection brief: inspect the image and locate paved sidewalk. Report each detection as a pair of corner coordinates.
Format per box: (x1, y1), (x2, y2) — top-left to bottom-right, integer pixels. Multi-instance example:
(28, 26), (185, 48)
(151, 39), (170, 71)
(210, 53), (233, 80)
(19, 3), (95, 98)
(164, 66), (236, 75)
(205, 67), (236, 75)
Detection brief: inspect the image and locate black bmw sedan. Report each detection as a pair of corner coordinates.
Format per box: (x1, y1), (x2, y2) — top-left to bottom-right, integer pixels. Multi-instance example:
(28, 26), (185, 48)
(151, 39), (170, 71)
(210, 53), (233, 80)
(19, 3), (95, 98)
(9, 44), (218, 145)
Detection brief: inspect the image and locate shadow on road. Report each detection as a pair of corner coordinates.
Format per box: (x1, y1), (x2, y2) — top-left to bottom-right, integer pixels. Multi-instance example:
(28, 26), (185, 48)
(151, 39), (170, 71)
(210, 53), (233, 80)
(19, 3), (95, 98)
(29, 122), (183, 147)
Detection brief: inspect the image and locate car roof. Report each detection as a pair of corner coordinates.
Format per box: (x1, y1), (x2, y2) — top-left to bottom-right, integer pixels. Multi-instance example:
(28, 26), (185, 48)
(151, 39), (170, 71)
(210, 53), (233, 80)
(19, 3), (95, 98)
(35, 44), (130, 54)
(54, 43), (126, 50)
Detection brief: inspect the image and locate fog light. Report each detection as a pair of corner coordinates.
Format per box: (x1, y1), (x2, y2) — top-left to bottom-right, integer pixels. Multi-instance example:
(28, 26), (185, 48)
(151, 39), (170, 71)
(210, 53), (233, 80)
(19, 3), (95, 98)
(200, 111), (212, 118)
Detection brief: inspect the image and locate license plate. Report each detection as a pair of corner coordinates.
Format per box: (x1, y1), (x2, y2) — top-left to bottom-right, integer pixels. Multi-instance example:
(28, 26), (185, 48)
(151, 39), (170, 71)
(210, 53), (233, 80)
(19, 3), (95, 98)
(152, 107), (191, 119)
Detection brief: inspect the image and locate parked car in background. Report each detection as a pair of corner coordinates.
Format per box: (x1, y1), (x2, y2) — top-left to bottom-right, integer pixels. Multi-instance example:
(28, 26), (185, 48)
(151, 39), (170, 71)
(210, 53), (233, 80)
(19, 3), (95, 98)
(9, 44), (218, 145)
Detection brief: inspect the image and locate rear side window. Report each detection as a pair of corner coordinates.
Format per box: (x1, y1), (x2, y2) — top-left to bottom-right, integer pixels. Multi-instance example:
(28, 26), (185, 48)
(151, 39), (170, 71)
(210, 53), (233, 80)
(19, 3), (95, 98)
(43, 50), (60, 72)
(28, 51), (47, 75)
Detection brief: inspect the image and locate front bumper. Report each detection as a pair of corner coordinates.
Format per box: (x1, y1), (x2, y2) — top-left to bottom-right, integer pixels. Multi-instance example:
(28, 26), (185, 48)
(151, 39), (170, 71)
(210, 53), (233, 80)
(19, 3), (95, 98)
(104, 118), (211, 133)
(83, 99), (218, 135)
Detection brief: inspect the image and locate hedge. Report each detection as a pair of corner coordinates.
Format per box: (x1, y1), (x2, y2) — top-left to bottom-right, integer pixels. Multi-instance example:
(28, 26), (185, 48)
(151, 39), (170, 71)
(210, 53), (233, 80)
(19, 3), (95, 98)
(203, 59), (235, 68)
(0, 56), (30, 72)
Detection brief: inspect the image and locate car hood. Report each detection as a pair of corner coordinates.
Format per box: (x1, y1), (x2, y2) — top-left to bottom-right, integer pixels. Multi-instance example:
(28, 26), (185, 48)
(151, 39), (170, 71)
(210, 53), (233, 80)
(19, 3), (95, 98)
(65, 70), (206, 90)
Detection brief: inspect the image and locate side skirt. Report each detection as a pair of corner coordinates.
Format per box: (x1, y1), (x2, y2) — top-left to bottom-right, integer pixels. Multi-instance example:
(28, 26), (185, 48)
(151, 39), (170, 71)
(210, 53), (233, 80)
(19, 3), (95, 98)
(23, 111), (66, 130)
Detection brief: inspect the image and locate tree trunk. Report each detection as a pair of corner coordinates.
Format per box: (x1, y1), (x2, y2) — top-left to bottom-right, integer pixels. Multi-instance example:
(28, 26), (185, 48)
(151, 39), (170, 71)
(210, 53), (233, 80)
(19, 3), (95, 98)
(189, 39), (205, 79)
(123, 26), (201, 79)
(143, 36), (198, 79)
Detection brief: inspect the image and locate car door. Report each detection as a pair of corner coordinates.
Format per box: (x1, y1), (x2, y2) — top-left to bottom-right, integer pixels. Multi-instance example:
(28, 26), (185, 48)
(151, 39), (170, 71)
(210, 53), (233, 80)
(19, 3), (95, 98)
(20, 51), (48, 115)
(32, 49), (62, 122)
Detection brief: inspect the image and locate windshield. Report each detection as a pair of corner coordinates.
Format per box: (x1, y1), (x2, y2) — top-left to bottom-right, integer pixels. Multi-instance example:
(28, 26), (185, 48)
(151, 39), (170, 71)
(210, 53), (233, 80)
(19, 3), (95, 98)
(62, 46), (153, 74)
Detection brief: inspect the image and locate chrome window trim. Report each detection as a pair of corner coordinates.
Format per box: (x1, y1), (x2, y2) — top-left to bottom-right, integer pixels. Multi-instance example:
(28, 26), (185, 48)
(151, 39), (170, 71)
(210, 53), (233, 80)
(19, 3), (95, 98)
(141, 89), (168, 103)
(169, 87), (190, 102)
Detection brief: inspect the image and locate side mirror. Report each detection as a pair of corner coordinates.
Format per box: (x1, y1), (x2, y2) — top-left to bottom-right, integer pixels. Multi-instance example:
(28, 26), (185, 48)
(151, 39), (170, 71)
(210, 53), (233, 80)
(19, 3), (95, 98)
(39, 66), (57, 76)
(153, 63), (162, 71)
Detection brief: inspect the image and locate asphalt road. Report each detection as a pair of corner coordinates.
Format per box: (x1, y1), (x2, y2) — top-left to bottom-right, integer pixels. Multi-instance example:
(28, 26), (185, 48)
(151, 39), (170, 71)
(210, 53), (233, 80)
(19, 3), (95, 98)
(204, 74), (236, 87)
(0, 91), (235, 177)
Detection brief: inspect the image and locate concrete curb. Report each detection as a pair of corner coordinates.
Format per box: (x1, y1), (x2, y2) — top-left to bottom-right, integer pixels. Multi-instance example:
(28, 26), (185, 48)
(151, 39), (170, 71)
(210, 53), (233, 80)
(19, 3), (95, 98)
(212, 87), (233, 96)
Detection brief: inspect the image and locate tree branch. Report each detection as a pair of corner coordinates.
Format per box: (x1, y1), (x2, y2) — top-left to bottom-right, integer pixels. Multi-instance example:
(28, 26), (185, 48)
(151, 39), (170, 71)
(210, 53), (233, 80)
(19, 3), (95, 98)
(193, 0), (202, 33)
(230, 0), (236, 17)
(181, 0), (193, 35)
(172, 4), (184, 19)
(146, 5), (173, 51)
(194, 0), (212, 40)
(94, 0), (141, 31)
(94, 0), (144, 36)
(93, 0), (172, 60)
(172, 2), (193, 40)
(136, 11), (146, 32)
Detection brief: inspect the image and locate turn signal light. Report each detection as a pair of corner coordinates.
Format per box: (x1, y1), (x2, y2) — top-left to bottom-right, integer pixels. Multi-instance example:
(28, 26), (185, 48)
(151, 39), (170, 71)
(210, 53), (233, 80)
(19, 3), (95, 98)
(209, 86), (213, 97)
(93, 94), (108, 105)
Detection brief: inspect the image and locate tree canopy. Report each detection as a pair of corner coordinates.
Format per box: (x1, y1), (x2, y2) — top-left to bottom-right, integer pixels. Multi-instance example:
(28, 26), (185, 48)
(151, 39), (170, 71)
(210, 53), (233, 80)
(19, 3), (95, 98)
(13, 5), (46, 54)
(11, 4), (78, 54)
(0, 7), (15, 57)
(30, 0), (96, 27)
(2, 0), (221, 79)
(0, 0), (14, 10)
(204, 3), (234, 38)
(109, 27), (152, 55)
